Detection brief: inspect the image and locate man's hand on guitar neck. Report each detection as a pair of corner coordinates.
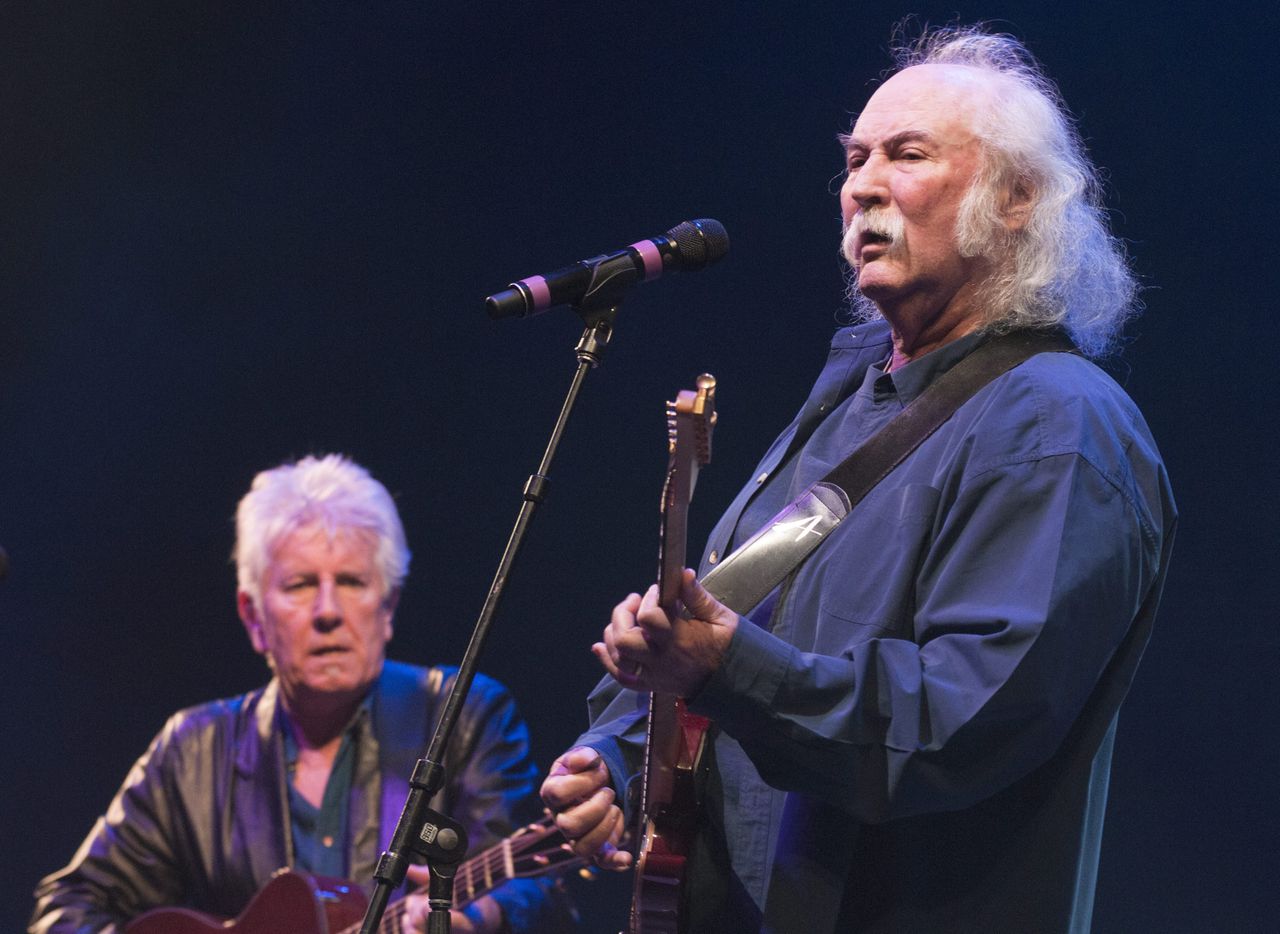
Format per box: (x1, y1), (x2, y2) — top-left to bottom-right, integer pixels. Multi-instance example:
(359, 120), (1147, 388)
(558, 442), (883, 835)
(540, 747), (632, 871)
(595, 568), (739, 698)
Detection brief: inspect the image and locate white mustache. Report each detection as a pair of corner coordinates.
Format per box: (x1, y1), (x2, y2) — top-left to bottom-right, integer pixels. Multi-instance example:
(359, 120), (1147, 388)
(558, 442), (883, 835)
(841, 209), (906, 267)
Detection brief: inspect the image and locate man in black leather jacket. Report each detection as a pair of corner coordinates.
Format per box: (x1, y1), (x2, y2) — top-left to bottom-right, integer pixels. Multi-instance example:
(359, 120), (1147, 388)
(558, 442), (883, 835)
(30, 454), (568, 933)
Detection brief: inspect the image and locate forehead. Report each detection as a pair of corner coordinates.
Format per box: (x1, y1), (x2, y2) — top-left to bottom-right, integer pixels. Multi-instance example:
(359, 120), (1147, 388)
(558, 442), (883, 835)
(269, 523), (379, 570)
(848, 64), (989, 147)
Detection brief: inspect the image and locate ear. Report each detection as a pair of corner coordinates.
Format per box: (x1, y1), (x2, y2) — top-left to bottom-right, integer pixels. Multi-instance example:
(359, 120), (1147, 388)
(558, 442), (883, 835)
(380, 587), (401, 641)
(238, 590), (268, 655)
(1001, 176), (1035, 232)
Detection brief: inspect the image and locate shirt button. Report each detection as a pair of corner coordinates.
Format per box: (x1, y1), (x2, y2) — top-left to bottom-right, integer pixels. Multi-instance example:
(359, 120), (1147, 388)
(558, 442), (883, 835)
(708, 550), (719, 564)
(755, 472), (768, 484)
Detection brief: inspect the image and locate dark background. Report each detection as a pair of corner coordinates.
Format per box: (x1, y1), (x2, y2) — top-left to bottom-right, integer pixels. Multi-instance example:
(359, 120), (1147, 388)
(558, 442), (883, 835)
(3, 2), (1276, 931)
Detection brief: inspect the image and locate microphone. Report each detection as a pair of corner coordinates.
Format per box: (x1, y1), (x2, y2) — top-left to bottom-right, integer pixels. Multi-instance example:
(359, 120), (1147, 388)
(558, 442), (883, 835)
(485, 218), (729, 319)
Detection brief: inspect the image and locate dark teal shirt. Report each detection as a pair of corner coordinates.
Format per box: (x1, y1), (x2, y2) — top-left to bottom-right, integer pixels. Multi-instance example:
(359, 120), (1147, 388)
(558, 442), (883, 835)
(282, 699), (368, 878)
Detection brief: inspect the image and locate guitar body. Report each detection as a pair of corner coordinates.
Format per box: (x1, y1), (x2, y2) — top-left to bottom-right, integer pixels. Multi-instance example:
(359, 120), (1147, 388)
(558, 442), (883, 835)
(127, 870), (366, 934)
(630, 701), (708, 934)
(632, 828), (684, 933)
(629, 375), (717, 934)
(125, 815), (578, 934)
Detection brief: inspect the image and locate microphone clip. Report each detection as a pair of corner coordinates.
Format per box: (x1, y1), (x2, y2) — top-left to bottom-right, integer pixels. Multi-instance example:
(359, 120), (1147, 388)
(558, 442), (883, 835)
(572, 250), (643, 321)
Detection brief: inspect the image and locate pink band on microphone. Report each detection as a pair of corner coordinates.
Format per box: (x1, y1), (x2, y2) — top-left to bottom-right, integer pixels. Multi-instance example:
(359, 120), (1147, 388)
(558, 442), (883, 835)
(519, 275), (552, 311)
(630, 239), (663, 281)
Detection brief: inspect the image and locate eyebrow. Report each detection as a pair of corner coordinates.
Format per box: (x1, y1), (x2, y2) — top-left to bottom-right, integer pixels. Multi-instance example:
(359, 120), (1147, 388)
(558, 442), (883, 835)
(844, 129), (938, 153)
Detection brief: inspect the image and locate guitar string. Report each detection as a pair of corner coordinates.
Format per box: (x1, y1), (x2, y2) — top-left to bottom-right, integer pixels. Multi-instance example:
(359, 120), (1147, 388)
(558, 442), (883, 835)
(338, 830), (574, 933)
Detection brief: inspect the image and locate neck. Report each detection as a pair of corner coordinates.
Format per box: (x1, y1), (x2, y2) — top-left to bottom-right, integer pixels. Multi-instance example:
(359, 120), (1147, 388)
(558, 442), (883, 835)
(880, 286), (988, 371)
(280, 692), (361, 751)
(869, 254), (1004, 370)
(886, 316), (981, 370)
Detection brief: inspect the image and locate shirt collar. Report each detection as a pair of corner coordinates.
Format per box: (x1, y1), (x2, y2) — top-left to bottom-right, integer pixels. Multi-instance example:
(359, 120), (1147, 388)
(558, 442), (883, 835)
(868, 328), (989, 404)
(279, 691), (374, 763)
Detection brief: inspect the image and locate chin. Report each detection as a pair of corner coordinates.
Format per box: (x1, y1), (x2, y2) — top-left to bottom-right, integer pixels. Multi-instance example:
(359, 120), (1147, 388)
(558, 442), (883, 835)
(854, 256), (890, 282)
(855, 276), (898, 305)
(300, 665), (369, 696)
(294, 681), (370, 712)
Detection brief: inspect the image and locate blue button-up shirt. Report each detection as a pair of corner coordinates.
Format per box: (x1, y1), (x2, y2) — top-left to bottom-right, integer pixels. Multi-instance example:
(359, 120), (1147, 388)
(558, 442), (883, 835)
(580, 321), (1176, 933)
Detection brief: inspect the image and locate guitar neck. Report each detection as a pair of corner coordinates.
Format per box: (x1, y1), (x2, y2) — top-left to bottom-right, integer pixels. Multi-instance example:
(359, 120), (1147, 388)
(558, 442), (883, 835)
(451, 830), (521, 906)
(338, 816), (576, 933)
(632, 375), (717, 934)
(656, 489), (689, 608)
(656, 375), (714, 610)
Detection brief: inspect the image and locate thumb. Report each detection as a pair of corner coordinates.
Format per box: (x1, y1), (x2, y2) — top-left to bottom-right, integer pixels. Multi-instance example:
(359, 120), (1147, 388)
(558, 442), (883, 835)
(680, 569), (734, 626)
(405, 862), (431, 888)
(554, 745), (603, 776)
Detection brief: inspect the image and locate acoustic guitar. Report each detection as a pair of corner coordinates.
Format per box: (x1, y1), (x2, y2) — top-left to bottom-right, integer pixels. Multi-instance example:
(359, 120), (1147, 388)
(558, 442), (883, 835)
(126, 813), (581, 933)
(628, 374), (717, 934)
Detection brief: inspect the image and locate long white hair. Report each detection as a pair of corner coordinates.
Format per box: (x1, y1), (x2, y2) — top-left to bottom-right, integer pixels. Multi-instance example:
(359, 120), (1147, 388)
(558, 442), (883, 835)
(845, 26), (1140, 359)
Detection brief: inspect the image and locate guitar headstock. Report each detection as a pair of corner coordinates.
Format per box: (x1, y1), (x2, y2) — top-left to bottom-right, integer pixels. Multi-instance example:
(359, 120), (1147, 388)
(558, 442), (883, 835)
(667, 373), (717, 471)
(659, 374), (716, 608)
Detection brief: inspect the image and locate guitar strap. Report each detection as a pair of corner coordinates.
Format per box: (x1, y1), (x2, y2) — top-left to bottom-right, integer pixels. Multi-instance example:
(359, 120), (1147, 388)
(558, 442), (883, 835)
(700, 328), (1077, 615)
(373, 661), (449, 859)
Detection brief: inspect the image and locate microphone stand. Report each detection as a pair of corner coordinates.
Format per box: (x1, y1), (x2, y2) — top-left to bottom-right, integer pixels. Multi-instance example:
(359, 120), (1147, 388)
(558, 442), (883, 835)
(358, 303), (620, 934)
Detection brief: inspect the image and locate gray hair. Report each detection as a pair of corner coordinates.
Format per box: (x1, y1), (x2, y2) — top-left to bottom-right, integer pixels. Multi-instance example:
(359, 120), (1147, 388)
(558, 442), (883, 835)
(233, 454), (410, 605)
(845, 25), (1140, 358)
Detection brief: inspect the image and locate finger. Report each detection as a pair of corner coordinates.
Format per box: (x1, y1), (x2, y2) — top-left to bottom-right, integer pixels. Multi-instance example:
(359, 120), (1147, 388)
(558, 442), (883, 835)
(608, 593), (644, 638)
(599, 610), (657, 688)
(601, 614), (626, 669)
(604, 594), (650, 668)
(593, 641), (644, 689)
(552, 785), (618, 844)
(551, 746), (605, 776)
(606, 593), (650, 655)
(404, 862), (431, 888)
(402, 892), (430, 931)
(562, 794), (627, 859)
(592, 839), (634, 871)
(612, 615), (657, 663)
(635, 584), (674, 643)
(636, 582), (664, 620)
(541, 765), (609, 810)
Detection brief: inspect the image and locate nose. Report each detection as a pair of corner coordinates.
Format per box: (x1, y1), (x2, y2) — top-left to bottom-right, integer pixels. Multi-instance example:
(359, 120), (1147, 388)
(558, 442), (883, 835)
(843, 152), (889, 218)
(312, 579), (342, 633)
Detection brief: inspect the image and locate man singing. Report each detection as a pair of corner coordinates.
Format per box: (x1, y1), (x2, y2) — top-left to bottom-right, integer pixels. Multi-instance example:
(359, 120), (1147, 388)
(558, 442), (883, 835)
(542, 25), (1176, 933)
(32, 454), (569, 932)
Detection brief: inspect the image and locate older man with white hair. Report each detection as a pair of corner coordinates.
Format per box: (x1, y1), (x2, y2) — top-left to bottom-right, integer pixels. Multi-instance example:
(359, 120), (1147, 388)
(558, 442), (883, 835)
(32, 454), (571, 933)
(541, 26), (1176, 934)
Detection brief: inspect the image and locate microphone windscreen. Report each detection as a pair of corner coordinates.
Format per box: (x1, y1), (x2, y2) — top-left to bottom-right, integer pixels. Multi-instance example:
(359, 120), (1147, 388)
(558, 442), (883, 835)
(667, 219), (729, 271)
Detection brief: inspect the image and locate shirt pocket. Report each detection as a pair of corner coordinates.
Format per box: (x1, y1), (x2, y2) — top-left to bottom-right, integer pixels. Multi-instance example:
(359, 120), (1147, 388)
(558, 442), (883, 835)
(803, 482), (942, 644)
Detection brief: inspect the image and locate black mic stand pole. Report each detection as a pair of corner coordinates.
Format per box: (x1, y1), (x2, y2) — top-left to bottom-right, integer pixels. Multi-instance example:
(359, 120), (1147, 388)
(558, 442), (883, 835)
(358, 304), (620, 934)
